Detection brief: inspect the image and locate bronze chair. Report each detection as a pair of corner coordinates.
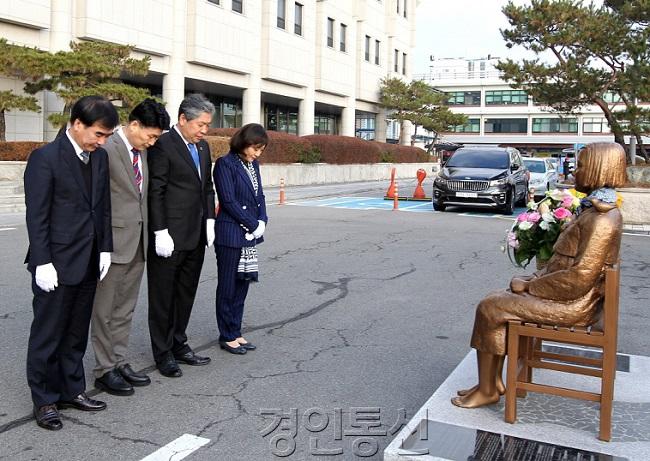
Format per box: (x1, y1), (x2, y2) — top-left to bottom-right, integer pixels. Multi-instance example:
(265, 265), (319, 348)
(504, 264), (620, 441)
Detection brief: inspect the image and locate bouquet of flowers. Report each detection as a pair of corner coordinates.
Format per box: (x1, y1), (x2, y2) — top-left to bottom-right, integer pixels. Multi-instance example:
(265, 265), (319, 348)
(505, 189), (585, 268)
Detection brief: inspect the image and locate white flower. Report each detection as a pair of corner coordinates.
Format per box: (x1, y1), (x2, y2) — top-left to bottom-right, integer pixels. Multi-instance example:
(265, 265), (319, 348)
(518, 221), (534, 231)
(539, 220), (550, 231)
(526, 200), (537, 210)
(541, 212), (556, 223)
(548, 189), (565, 201)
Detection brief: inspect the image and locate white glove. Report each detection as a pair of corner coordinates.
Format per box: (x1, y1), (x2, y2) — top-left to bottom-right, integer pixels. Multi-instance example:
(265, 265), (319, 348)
(35, 263), (58, 292)
(98, 252), (111, 281)
(154, 229), (174, 258)
(206, 219), (215, 248)
(244, 233), (255, 241)
(252, 220), (266, 239)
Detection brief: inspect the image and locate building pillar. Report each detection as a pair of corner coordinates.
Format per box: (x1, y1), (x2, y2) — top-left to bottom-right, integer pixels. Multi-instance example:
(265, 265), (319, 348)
(375, 108), (387, 142)
(341, 101), (355, 137)
(242, 86), (262, 125)
(242, 1), (263, 125)
(163, 0), (187, 121)
(298, 93), (315, 136)
(50, 0), (73, 52)
(401, 120), (413, 145)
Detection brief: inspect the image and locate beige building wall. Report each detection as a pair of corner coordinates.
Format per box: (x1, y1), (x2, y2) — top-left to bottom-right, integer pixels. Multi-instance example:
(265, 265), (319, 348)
(0, 0), (418, 142)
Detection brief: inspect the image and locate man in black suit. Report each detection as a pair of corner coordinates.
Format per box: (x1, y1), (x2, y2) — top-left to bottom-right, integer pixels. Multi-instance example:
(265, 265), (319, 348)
(147, 93), (216, 377)
(24, 96), (118, 430)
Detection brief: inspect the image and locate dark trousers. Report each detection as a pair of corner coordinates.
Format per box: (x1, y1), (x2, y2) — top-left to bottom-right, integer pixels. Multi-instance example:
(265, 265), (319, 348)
(26, 261), (98, 407)
(215, 245), (250, 342)
(147, 243), (205, 364)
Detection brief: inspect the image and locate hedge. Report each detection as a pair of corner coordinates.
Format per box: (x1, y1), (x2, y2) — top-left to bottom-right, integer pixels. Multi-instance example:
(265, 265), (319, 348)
(303, 135), (382, 164)
(0, 135), (430, 164)
(207, 129), (314, 164)
(0, 142), (47, 161)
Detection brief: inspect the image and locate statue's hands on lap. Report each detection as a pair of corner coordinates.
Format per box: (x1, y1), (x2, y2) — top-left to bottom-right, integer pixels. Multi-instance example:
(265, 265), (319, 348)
(510, 278), (529, 293)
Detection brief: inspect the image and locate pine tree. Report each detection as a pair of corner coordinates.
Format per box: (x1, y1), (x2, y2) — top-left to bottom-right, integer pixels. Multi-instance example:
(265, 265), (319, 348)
(379, 77), (466, 145)
(0, 90), (40, 141)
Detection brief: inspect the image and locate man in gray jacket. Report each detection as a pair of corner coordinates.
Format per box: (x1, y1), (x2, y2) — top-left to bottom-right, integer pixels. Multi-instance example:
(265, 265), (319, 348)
(91, 99), (170, 395)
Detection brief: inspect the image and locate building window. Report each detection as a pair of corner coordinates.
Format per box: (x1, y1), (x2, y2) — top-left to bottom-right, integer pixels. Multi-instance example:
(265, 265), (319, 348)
(340, 24), (347, 52)
(265, 104), (298, 134)
(294, 3), (303, 35)
(204, 95), (242, 129)
(485, 90), (528, 105)
(446, 91), (481, 106)
(356, 112), (376, 140)
(208, 0), (220, 4)
(314, 114), (339, 135)
(232, 0), (243, 13)
(583, 117), (609, 133)
(484, 118), (528, 133)
(375, 40), (380, 65)
(365, 36), (371, 61)
(327, 18), (334, 47)
(402, 52), (407, 74)
(394, 49), (399, 72)
(532, 118), (578, 133)
(449, 118), (480, 133)
(277, 0), (285, 29)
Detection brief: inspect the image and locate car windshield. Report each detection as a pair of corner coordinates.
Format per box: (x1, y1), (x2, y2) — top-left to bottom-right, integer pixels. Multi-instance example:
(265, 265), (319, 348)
(523, 160), (546, 173)
(446, 150), (509, 169)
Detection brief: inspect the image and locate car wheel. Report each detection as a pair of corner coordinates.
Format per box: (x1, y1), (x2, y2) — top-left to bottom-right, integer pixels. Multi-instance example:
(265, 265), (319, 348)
(433, 200), (446, 211)
(501, 190), (515, 215)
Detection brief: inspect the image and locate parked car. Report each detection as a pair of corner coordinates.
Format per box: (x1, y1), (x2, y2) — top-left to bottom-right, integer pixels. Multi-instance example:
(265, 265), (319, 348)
(523, 157), (559, 198)
(432, 146), (529, 215)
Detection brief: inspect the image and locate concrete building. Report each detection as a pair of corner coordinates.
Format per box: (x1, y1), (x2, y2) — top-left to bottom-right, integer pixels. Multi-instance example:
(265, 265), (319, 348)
(416, 56), (649, 154)
(0, 0), (417, 142)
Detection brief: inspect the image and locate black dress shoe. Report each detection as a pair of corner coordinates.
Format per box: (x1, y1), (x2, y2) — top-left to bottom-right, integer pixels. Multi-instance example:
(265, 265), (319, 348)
(34, 404), (63, 431)
(58, 393), (107, 411)
(157, 356), (182, 377)
(219, 341), (247, 355)
(95, 369), (134, 396)
(238, 342), (256, 351)
(117, 364), (151, 386)
(174, 350), (211, 366)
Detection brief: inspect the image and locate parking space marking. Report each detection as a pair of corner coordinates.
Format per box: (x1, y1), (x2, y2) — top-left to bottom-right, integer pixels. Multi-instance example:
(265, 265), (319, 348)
(139, 434), (210, 461)
(289, 196), (527, 218)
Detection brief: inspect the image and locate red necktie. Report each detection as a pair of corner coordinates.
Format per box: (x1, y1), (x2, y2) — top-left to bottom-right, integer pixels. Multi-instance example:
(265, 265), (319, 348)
(132, 148), (142, 194)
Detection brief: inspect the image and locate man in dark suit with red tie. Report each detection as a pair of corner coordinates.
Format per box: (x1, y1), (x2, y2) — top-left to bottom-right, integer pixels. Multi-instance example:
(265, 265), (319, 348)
(24, 96), (118, 430)
(147, 93), (216, 377)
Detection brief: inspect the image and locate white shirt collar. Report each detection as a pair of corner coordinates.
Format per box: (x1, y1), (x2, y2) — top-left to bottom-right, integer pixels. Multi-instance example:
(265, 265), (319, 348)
(116, 126), (135, 152)
(65, 129), (85, 160)
(173, 125), (192, 149)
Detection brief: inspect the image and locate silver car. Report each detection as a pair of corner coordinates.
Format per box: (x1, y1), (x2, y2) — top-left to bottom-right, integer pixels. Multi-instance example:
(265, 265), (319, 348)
(523, 157), (559, 198)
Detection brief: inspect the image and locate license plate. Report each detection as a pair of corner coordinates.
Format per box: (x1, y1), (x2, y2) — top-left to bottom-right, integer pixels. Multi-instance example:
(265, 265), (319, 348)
(456, 192), (478, 198)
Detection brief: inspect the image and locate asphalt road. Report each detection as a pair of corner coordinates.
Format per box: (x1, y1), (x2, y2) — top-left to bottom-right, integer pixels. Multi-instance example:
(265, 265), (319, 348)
(1, 182), (648, 461)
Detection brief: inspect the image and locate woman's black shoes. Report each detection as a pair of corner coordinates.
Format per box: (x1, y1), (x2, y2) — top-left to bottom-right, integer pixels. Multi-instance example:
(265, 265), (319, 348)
(239, 342), (256, 350)
(219, 342), (247, 355)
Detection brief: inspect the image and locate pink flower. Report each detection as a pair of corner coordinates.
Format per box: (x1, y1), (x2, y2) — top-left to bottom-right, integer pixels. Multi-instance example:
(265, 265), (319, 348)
(561, 195), (574, 208)
(507, 231), (519, 249)
(553, 207), (572, 220)
(517, 212), (529, 222)
(527, 211), (541, 223)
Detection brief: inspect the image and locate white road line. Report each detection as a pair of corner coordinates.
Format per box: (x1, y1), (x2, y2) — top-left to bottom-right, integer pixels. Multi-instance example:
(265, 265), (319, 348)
(140, 434), (210, 461)
(0, 228), (17, 232)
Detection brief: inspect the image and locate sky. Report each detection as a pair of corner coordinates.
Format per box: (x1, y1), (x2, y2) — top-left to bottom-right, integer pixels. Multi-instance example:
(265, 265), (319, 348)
(413, 0), (531, 76)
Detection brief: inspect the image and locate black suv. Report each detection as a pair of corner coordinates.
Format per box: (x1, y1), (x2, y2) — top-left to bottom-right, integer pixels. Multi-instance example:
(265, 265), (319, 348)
(432, 146), (529, 215)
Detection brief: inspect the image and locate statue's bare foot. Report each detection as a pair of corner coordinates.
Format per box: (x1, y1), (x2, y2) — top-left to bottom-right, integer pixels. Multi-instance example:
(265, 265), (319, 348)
(451, 388), (500, 408)
(457, 380), (505, 397)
